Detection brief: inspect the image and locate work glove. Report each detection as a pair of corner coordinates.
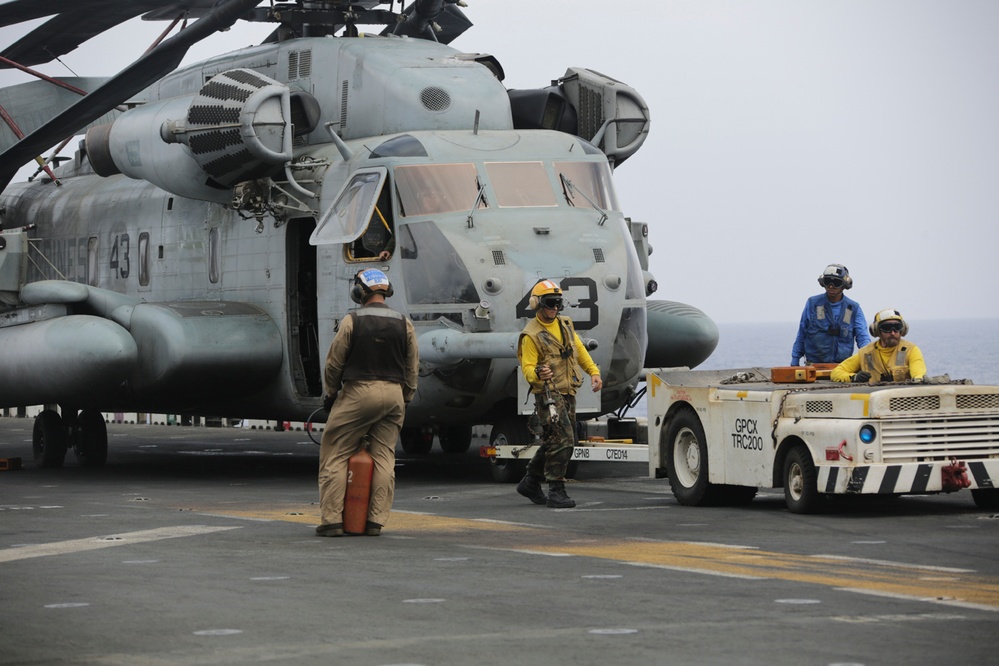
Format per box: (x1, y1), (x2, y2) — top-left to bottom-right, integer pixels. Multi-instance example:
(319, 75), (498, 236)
(851, 371), (872, 383)
(323, 393), (336, 412)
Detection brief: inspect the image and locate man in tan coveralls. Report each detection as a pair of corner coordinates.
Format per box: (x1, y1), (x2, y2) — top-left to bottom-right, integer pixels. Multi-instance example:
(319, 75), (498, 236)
(316, 269), (419, 537)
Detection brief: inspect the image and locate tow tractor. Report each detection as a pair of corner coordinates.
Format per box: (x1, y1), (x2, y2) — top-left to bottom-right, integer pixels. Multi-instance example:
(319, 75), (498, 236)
(482, 366), (999, 513)
(647, 367), (999, 513)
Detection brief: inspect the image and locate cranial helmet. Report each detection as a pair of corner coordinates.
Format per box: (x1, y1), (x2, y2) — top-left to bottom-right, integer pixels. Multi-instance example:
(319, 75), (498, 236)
(350, 268), (393, 304)
(869, 308), (908, 337)
(528, 279), (564, 311)
(818, 263), (853, 289)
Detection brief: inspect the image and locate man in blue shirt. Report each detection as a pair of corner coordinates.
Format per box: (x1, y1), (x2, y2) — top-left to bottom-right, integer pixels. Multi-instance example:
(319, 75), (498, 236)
(791, 264), (870, 366)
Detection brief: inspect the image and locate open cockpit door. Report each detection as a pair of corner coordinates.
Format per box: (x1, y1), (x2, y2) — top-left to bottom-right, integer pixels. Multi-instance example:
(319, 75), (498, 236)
(309, 167), (387, 246)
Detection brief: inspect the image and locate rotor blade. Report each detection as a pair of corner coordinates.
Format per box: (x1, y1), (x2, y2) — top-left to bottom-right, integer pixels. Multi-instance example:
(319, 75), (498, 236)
(0, 0), (262, 188)
(1, 5), (158, 67)
(0, 0), (97, 27)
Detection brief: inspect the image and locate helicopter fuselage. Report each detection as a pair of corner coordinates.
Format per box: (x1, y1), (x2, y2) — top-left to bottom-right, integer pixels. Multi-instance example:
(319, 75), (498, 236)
(0, 34), (649, 426)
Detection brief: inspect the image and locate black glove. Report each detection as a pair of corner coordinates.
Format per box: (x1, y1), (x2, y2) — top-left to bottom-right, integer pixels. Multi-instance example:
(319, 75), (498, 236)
(323, 393), (336, 412)
(851, 371), (871, 383)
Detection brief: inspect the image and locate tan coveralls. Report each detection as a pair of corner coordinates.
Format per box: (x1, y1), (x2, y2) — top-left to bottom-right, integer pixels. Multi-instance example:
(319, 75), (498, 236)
(318, 304), (419, 527)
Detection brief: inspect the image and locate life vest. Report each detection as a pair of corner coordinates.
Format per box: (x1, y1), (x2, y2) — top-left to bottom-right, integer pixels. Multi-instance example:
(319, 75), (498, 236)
(341, 306), (409, 386)
(804, 295), (861, 363)
(859, 340), (912, 382)
(518, 315), (584, 395)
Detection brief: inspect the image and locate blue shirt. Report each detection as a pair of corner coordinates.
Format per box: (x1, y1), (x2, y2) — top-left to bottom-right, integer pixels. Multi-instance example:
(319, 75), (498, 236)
(791, 293), (870, 365)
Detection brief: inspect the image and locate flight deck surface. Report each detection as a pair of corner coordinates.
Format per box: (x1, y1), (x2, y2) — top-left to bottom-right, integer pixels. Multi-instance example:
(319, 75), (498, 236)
(2, 418), (997, 665)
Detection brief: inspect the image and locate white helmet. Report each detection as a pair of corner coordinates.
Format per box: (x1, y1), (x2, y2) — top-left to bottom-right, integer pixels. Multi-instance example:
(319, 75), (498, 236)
(818, 263), (853, 289)
(350, 268), (394, 304)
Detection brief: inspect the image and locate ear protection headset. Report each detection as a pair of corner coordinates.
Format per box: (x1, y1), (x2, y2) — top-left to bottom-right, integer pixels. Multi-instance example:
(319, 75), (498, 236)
(818, 263), (853, 289)
(350, 269), (394, 304)
(528, 279), (563, 310)
(869, 308), (908, 336)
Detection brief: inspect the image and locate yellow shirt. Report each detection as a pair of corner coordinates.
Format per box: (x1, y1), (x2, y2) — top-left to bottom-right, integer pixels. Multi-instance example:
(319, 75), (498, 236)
(519, 316), (600, 389)
(831, 339), (926, 383)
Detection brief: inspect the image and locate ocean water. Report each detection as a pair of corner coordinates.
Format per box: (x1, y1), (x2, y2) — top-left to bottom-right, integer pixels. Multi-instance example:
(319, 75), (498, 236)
(628, 318), (999, 418)
(698, 318), (999, 386)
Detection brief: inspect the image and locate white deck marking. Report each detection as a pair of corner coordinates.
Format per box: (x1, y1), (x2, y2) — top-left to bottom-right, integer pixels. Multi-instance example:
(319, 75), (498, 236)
(0, 525), (241, 563)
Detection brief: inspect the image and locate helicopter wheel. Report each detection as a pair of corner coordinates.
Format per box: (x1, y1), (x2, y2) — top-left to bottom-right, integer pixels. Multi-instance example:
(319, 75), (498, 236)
(488, 418), (533, 483)
(74, 409), (109, 467)
(33, 409), (67, 468)
(400, 426), (433, 455)
(438, 424), (473, 454)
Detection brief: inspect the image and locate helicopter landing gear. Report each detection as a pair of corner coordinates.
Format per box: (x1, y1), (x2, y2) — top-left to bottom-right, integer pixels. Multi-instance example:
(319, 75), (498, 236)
(73, 409), (109, 467)
(438, 424), (473, 454)
(488, 418), (532, 483)
(32, 409), (67, 468)
(31, 408), (110, 468)
(400, 426), (434, 455)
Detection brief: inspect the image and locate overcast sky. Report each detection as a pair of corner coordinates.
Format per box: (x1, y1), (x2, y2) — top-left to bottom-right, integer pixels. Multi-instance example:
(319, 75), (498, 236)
(1, 0), (996, 324)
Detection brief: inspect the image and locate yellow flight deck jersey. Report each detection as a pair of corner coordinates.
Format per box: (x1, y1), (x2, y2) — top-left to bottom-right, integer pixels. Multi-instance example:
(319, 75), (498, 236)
(518, 315), (600, 395)
(831, 339), (926, 383)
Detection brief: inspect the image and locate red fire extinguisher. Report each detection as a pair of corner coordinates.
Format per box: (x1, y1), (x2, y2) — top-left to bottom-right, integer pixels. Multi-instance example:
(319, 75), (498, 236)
(343, 442), (374, 535)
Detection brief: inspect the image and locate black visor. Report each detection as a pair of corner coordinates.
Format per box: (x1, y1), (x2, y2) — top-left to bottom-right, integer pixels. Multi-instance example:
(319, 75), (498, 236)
(539, 295), (563, 309)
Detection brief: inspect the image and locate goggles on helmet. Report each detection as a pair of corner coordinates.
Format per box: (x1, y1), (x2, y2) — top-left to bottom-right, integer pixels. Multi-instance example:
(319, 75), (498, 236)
(821, 277), (844, 288)
(539, 295), (564, 310)
(879, 321), (903, 333)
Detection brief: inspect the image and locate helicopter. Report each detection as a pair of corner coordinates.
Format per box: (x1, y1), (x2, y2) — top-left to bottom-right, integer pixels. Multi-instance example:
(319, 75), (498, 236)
(0, 0), (718, 473)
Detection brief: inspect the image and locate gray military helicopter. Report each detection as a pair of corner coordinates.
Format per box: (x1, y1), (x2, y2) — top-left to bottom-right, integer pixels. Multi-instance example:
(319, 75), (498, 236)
(0, 0), (718, 473)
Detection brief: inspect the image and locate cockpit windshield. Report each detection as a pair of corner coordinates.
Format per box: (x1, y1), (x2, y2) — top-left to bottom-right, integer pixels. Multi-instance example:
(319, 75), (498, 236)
(485, 162), (557, 208)
(395, 163), (485, 217)
(555, 161), (619, 211)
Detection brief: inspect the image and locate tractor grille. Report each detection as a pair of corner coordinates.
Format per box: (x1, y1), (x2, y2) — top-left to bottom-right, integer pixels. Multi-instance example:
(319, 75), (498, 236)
(890, 395), (940, 411)
(957, 393), (999, 409)
(880, 414), (999, 462)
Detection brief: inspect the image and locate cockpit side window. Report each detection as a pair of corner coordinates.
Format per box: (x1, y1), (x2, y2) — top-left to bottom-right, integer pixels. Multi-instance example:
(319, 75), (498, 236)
(395, 163), (484, 217)
(348, 184), (395, 262)
(555, 161), (620, 211)
(485, 161), (557, 208)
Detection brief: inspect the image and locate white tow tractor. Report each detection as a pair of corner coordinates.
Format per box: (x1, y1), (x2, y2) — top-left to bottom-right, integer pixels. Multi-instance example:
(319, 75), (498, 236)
(646, 368), (999, 513)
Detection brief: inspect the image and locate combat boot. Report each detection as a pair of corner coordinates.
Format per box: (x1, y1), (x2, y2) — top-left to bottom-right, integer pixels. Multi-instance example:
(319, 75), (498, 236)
(516, 473), (547, 505)
(546, 481), (576, 508)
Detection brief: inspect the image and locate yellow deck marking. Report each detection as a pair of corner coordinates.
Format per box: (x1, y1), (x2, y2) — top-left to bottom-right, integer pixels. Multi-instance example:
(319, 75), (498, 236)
(527, 540), (999, 610)
(189, 504), (999, 609)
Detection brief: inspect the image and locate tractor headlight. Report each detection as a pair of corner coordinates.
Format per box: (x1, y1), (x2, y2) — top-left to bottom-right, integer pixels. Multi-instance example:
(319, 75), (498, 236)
(859, 424), (877, 444)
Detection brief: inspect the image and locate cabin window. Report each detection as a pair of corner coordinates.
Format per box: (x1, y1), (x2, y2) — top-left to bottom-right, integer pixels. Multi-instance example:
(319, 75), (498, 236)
(138, 232), (150, 287)
(209, 227), (220, 283)
(485, 161), (557, 208)
(395, 163), (484, 216)
(555, 161), (620, 211)
(87, 237), (98, 286)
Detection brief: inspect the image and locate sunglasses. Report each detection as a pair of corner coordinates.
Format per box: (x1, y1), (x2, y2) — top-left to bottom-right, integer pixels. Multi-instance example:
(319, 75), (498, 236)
(821, 277), (844, 288)
(879, 322), (903, 333)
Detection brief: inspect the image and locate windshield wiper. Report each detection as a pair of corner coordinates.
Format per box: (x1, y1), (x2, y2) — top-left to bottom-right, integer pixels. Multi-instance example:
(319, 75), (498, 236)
(466, 179), (487, 228)
(560, 174), (608, 226)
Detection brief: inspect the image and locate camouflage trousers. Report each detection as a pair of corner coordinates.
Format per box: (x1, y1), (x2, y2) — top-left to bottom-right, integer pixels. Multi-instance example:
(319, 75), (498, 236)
(526, 391), (577, 482)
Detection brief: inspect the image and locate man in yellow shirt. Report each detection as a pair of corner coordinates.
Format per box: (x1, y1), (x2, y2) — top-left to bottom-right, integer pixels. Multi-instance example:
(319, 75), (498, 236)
(516, 279), (602, 508)
(832, 309), (927, 383)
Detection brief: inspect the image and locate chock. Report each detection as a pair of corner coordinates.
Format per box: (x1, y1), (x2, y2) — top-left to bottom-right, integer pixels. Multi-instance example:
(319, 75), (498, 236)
(0, 457), (23, 471)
